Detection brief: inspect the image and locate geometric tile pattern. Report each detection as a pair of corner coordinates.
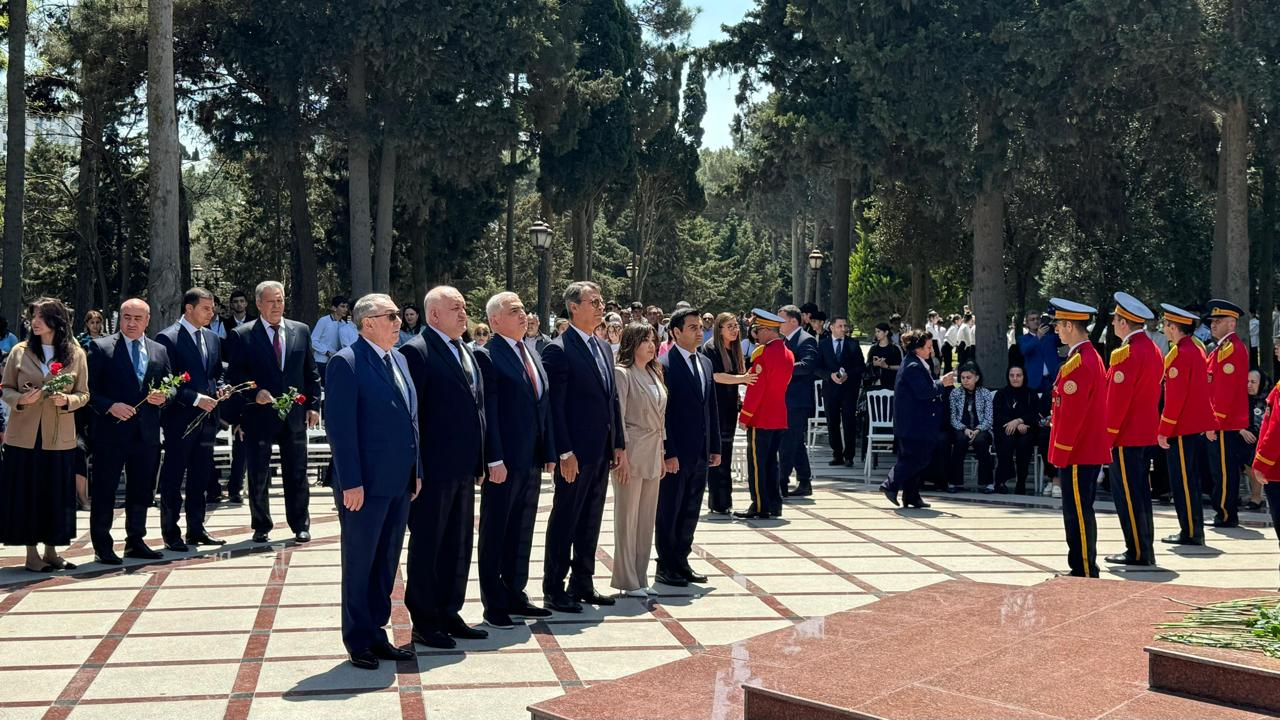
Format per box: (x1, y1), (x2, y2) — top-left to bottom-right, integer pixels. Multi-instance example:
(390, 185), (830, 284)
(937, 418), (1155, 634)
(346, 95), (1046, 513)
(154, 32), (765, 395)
(1, 469), (1277, 719)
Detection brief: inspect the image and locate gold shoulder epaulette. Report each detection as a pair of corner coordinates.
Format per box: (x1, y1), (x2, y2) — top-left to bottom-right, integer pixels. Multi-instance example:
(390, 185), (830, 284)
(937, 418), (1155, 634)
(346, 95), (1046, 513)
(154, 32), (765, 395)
(1109, 344), (1130, 367)
(1163, 345), (1179, 371)
(1060, 352), (1082, 378)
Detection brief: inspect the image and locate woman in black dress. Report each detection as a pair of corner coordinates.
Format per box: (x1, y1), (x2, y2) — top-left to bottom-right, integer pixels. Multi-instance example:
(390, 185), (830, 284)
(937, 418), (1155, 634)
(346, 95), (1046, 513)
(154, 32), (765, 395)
(701, 312), (757, 515)
(993, 365), (1039, 494)
(0, 298), (90, 571)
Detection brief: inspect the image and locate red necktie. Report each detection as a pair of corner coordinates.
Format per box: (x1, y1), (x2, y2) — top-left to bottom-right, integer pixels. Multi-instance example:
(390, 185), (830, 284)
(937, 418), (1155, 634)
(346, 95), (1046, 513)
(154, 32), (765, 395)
(271, 324), (283, 367)
(518, 342), (540, 397)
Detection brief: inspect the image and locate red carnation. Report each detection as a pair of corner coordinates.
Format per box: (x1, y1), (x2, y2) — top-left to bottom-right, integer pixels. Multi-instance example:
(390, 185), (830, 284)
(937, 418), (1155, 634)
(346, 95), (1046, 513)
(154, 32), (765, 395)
(48, 361), (63, 375)
(295, 394), (306, 404)
(181, 372), (191, 382)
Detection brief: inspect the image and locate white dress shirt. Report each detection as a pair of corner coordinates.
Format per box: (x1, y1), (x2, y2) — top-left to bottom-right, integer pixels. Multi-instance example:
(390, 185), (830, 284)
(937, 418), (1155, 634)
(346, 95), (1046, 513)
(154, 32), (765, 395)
(259, 318), (286, 370)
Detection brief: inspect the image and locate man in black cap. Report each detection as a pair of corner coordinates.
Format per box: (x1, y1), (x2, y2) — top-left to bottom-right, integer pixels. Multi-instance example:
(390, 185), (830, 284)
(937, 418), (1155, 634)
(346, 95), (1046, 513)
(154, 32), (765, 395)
(1204, 299), (1249, 528)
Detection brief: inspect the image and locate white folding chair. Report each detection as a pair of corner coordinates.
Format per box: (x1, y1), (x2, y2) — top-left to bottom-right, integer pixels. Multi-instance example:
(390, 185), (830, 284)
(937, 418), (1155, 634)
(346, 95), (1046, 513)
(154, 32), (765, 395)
(863, 390), (896, 482)
(806, 383), (827, 448)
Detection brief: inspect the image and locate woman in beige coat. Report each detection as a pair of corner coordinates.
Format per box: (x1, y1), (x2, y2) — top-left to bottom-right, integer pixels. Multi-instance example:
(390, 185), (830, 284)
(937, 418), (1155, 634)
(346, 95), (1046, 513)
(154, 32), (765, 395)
(0, 298), (90, 571)
(611, 323), (667, 596)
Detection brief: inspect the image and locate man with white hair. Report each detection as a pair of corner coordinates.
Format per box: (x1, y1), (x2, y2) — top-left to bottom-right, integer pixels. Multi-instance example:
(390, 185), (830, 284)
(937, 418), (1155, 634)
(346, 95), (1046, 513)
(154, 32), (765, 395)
(325, 293), (421, 670)
(473, 292), (557, 628)
(224, 280), (322, 544)
(399, 286), (490, 648)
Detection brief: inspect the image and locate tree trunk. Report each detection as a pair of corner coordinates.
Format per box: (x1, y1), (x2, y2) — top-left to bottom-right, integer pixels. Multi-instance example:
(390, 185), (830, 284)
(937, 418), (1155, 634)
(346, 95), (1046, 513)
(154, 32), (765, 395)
(147, 0), (181, 328)
(3, 0), (26, 328)
(373, 137), (396, 292)
(1260, 155), (1276, 381)
(910, 263), (927, 330)
(570, 204), (590, 280)
(791, 217), (803, 305)
(74, 91), (102, 327)
(1211, 136), (1229, 297)
(1223, 94), (1250, 315)
(831, 176), (852, 318)
(282, 138), (319, 324)
(505, 141), (516, 291)
(972, 104), (1008, 384)
(409, 211), (429, 308)
(179, 173), (192, 292)
(347, 42), (373, 298)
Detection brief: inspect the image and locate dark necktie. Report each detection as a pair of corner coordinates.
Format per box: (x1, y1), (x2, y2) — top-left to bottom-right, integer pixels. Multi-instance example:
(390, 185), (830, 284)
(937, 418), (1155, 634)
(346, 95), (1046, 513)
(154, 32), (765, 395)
(270, 324), (283, 367)
(589, 336), (611, 390)
(383, 353), (409, 406)
(450, 339), (476, 392)
(688, 352), (703, 397)
(517, 341), (540, 397)
(130, 339), (144, 385)
(194, 329), (208, 368)
(835, 339), (843, 358)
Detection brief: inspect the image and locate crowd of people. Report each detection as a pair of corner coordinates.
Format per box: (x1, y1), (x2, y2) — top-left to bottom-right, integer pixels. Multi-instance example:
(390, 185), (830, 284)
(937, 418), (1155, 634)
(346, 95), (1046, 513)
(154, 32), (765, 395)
(4, 279), (1280, 666)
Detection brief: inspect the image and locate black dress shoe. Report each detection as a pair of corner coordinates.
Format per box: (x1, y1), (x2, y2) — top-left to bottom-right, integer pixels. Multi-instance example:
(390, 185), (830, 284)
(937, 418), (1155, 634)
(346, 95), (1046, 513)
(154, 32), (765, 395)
(905, 500), (931, 509)
(654, 571), (689, 587)
(1161, 533), (1204, 546)
(843, 460), (854, 467)
(790, 484), (813, 497)
(95, 551), (123, 566)
(228, 494), (243, 504)
(444, 620), (489, 640)
(571, 589), (616, 606)
(294, 531), (311, 543)
(881, 483), (900, 507)
(252, 532), (270, 543)
(681, 568), (709, 584)
(1212, 520), (1239, 528)
(186, 532), (226, 546)
(371, 642), (414, 661)
(946, 486), (962, 494)
(483, 611), (515, 629)
(827, 458), (845, 466)
(733, 510), (766, 519)
(164, 540), (190, 553)
(510, 604), (552, 619)
(411, 628), (456, 649)
(1105, 553), (1155, 566)
(123, 543), (163, 560)
(350, 650), (379, 670)
(545, 594), (583, 613)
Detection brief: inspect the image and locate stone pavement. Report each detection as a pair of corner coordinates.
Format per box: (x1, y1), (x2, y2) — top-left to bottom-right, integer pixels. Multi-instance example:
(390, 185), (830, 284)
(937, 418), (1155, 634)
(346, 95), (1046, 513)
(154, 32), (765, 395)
(1, 450), (1277, 719)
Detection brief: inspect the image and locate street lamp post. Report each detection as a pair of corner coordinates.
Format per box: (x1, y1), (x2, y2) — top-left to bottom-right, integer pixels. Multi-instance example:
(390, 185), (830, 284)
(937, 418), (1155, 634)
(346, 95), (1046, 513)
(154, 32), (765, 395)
(625, 262), (635, 302)
(808, 248), (825, 307)
(530, 220), (553, 329)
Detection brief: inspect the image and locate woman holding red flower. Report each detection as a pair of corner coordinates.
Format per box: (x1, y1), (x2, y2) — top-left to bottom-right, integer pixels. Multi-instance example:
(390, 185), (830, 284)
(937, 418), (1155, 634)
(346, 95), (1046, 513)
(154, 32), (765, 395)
(0, 298), (90, 572)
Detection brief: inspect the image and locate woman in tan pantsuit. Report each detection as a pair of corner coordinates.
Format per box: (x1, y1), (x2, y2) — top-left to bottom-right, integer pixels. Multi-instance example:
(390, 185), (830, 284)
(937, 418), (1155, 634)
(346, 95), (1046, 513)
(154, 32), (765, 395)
(611, 323), (667, 596)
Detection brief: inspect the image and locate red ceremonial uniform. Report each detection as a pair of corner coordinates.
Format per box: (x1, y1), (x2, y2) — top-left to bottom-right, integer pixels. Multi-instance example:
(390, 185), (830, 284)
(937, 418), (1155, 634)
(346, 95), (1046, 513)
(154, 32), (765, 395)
(1104, 331), (1162, 448)
(1206, 331), (1249, 431)
(1049, 342), (1110, 467)
(1252, 383), (1280, 480)
(740, 338), (793, 430)
(1158, 336), (1215, 438)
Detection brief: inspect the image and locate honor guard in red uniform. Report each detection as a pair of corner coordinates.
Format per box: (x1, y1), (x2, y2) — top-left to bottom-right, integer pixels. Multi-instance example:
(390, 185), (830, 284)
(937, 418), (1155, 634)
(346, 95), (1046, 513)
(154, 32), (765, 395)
(1249, 373), (1280, 543)
(1157, 304), (1216, 546)
(1047, 299), (1110, 578)
(1103, 292), (1162, 567)
(735, 309), (793, 519)
(1203, 299), (1249, 528)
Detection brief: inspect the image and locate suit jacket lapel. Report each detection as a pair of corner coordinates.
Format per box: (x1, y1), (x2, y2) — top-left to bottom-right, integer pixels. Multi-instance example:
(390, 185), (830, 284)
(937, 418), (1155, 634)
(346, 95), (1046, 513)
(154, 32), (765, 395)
(425, 329), (472, 394)
(359, 340), (411, 419)
(252, 321), (282, 378)
(496, 339), (535, 400)
(114, 334), (140, 387)
(567, 329), (607, 395)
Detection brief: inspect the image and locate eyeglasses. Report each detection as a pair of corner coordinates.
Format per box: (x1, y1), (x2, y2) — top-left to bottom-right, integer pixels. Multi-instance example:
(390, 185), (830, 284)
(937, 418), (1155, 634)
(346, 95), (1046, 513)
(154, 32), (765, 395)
(576, 298), (605, 308)
(371, 311), (401, 322)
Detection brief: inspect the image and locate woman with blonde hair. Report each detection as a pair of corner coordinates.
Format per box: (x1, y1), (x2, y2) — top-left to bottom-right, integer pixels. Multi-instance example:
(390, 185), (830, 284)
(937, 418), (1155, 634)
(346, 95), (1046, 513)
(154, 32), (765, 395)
(610, 322), (667, 596)
(0, 298), (91, 571)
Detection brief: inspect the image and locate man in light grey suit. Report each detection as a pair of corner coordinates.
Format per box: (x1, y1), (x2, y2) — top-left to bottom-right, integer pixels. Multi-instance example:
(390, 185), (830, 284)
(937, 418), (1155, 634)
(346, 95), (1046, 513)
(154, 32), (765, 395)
(325, 293), (423, 670)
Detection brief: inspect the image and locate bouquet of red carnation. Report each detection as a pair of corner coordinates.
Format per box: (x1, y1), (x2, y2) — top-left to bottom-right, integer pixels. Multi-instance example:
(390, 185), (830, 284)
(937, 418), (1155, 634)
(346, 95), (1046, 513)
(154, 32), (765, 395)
(182, 380), (258, 438)
(41, 361), (76, 396)
(271, 386), (306, 420)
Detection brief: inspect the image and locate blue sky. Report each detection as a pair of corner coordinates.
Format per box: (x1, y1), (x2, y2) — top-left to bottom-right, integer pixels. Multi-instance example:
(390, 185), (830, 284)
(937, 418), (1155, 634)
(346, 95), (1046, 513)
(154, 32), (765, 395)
(689, 0), (756, 149)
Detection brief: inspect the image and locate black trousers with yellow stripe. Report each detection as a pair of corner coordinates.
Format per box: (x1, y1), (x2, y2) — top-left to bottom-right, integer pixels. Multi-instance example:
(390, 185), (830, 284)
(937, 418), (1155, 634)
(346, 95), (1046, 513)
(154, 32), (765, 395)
(1166, 433), (1206, 542)
(1206, 431), (1245, 527)
(1109, 446), (1155, 564)
(1059, 465), (1100, 578)
(744, 428), (784, 516)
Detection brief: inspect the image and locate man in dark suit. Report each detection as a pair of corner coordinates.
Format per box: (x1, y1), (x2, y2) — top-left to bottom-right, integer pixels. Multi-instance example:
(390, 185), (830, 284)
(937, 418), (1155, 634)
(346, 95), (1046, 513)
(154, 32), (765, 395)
(224, 280), (321, 544)
(214, 288), (256, 504)
(777, 304), (819, 497)
(87, 298), (172, 564)
(817, 316), (866, 467)
(655, 308), (720, 587)
(541, 281), (626, 613)
(400, 285), (489, 648)
(475, 291), (556, 629)
(326, 293), (420, 670)
(155, 287), (227, 552)
(882, 331), (955, 508)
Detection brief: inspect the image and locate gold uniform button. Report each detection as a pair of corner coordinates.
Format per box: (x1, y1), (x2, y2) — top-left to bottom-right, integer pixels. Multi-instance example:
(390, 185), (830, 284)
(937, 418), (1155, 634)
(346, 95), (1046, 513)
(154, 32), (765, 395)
(1063, 380), (1078, 395)
(1223, 363), (1235, 375)
(1167, 367), (1179, 380)
(1112, 371), (1125, 384)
